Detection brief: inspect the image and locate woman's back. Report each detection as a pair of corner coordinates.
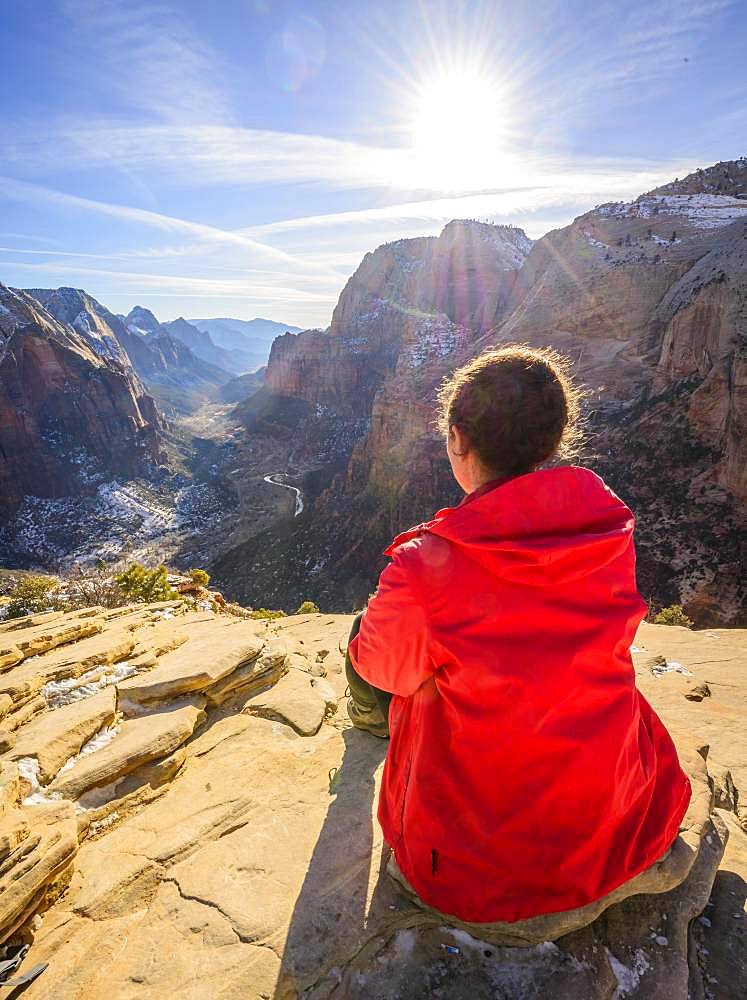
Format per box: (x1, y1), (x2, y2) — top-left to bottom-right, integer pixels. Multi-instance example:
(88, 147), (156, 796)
(350, 466), (691, 923)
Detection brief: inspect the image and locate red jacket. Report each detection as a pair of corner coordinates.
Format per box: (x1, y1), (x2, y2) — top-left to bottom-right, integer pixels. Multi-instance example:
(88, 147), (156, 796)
(349, 466), (691, 923)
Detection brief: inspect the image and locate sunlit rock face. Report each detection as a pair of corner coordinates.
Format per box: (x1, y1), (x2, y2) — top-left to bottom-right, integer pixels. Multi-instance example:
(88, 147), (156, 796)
(216, 162), (746, 625)
(264, 220), (532, 419)
(217, 221), (534, 608)
(0, 285), (166, 520)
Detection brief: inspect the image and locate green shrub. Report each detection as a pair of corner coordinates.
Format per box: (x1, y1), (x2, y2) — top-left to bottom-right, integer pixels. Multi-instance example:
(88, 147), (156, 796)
(652, 604), (693, 628)
(4, 575), (61, 619)
(114, 563), (177, 604)
(188, 568), (210, 588)
(249, 608), (287, 620)
(296, 600), (320, 614)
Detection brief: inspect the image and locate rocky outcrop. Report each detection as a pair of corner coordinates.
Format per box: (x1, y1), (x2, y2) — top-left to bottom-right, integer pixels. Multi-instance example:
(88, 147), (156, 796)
(646, 156), (747, 197)
(326, 221), (531, 339)
(0, 599), (300, 954)
(123, 305), (162, 336)
(215, 163), (746, 626)
(27, 287), (133, 367)
(8, 688), (116, 783)
(0, 285), (166, 521)
(0, 610), (743, 998)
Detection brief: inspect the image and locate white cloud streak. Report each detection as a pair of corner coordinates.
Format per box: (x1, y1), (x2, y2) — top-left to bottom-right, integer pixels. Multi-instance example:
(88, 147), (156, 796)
(3, 259), (337, 302)
(243, 159), (697, 237)
(1, 122), (417, 191)
(0, 176), (341, 278)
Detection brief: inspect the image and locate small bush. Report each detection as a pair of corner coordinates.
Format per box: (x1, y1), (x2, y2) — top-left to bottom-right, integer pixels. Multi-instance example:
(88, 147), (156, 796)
(4, 575), (61, 619)
(114, 563), (178, 604)
(652, 604), (693, 628)
(188, 568), (210, 588)
(249, 608), (287, 620)
(61, 562), (126, 610)
(296, 600), (320, 614)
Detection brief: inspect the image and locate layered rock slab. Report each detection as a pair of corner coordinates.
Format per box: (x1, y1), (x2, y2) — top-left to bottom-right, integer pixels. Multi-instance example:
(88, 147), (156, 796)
(0, 627), (134, 704)
(7, 687), (117, 783)
(5, 615), (745, 999)
(205, 637), (288, 706)
(242, 667), (327, 736)
(48, 700), (205, 800)
(117, 626), (263, 705)
(0, 613), (105, 661)
(0, 800), (78, 945)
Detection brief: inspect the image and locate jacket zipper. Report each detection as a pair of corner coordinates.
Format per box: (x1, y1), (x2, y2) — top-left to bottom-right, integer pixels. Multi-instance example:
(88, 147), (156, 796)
(397, 742), (415, 844)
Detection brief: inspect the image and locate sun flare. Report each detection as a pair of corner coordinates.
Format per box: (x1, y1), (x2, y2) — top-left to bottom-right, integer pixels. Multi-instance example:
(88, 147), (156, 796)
(408, 67), (507, 191)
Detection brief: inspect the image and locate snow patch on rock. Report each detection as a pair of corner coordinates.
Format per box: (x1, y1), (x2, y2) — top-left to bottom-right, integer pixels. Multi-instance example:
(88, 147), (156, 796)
(43, 661), (139, 709)
(56, 722), (121, 777)
(596, 194), (747, 229)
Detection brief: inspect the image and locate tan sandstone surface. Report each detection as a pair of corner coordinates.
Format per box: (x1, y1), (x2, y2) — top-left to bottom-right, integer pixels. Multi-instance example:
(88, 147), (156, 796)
(0, 603), (743, 998)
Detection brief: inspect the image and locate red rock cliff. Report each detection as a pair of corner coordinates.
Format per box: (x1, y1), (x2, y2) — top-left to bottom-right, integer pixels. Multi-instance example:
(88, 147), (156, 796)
(0, 285), (167, 520)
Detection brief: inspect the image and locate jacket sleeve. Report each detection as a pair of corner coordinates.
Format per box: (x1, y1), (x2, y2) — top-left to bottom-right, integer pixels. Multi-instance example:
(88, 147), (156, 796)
(348, 549), (434, 697)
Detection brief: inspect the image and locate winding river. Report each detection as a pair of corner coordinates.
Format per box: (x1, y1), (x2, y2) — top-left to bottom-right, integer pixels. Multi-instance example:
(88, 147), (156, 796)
(263, 474), (304, 517)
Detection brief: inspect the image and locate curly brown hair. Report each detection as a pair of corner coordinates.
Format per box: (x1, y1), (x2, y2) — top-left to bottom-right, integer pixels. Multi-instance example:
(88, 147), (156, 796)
(436, 345), (584, 476)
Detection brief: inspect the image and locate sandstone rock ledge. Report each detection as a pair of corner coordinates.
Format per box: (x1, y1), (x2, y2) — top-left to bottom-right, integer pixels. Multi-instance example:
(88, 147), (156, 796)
(0, 610), (744, 999)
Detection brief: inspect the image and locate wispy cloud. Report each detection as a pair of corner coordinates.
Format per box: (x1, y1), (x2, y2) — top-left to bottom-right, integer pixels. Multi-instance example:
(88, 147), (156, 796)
(57, 0), (230, 124)
(1, 121), (416, 191)
(0, 175), (340, 278)
(579, 0), (733, 93)
(243, 158), (697, 237)
(0, 232), (57, 244)
(3, 258), (337, 302)
(0, 118), (707, 207)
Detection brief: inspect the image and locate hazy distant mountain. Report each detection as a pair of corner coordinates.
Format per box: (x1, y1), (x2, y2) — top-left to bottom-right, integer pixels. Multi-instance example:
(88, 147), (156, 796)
(217, 366), (266, 403)
(161, 317), (261, 375)
(188, 317), (302, 361)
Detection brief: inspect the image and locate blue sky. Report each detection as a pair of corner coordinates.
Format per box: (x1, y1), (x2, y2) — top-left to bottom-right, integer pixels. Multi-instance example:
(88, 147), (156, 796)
(0, 0), (744, 327)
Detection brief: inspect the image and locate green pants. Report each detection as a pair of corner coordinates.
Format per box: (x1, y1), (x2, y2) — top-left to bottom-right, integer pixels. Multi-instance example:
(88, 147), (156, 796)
(345, 612), (393, 725)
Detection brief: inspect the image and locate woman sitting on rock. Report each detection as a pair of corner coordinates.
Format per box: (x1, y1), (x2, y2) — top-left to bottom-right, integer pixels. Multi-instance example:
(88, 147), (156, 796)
(345, 344), (691, 927)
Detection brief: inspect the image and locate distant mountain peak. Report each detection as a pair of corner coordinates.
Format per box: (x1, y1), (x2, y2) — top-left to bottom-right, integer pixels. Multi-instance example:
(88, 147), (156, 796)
(125, 305), (161, 336)
(185, 316), (302, 365)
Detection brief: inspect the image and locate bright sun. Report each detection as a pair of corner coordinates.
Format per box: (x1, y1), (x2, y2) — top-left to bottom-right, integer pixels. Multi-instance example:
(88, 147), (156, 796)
(408, 67), (506, 191)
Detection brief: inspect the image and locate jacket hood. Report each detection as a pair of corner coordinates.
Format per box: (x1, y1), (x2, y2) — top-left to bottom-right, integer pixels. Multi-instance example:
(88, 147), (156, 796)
(386, 466), (635, 586)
